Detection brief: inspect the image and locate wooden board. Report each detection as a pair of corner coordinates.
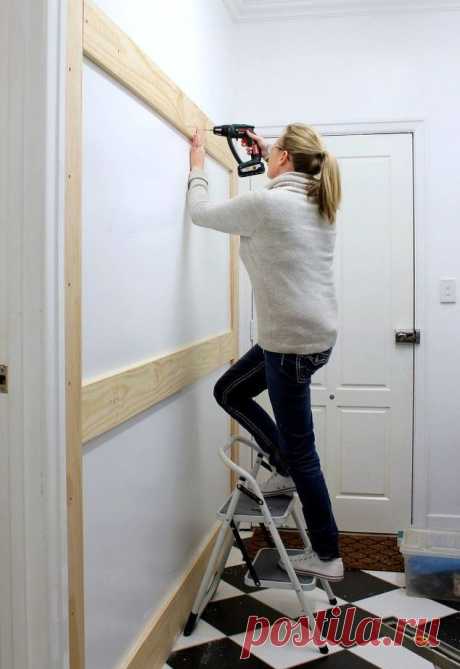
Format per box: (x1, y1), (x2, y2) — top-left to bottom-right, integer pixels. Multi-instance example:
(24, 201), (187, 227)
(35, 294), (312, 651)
(65, 1), (85, 667)
(82, 331), (236, 443)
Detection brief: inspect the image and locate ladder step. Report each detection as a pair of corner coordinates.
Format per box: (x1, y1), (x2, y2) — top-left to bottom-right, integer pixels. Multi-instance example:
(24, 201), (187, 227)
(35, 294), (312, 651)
(217, 493), (295, 522)
(244, 548), (317, 591)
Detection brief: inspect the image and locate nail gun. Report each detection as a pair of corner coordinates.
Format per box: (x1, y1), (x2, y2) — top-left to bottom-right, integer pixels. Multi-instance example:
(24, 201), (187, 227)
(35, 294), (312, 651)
(191, 124), (266, 177)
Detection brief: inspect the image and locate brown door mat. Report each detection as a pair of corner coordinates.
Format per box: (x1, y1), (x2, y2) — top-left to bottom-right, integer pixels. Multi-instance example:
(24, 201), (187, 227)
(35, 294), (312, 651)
(246, 527), (404, 572)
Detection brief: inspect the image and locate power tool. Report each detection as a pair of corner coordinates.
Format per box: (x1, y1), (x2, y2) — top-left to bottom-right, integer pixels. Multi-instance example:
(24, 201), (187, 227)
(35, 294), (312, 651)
(190, 124), (265, 177)
(213, 124), (265, 177)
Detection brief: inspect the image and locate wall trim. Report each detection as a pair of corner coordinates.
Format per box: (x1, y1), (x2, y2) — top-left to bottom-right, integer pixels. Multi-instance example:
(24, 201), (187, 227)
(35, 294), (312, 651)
(82, 332), (236, 444)
(65, 0), (86, 665)
(223, 0), (460, 22)
(255, 118), (430, 531)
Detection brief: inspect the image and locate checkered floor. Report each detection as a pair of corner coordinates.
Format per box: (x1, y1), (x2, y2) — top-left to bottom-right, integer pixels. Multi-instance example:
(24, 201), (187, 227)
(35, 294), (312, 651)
(163, 530), (460, 669)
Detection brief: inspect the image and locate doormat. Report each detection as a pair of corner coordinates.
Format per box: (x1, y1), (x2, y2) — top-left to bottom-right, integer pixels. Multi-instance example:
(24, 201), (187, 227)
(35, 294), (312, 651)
(246, 528), (404, 572)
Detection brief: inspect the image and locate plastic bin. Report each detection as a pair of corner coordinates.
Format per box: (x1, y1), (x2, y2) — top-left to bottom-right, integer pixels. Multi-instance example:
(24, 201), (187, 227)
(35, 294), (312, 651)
(398, 528), (460, 602)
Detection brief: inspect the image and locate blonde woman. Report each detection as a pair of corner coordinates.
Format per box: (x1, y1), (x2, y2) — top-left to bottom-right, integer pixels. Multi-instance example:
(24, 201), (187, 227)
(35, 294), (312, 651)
(187, 123), (343, 581)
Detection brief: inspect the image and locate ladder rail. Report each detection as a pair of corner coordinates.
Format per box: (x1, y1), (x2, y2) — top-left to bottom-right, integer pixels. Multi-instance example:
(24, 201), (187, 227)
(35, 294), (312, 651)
(219, 435), (267, 502)
(219, 437), (320, 636)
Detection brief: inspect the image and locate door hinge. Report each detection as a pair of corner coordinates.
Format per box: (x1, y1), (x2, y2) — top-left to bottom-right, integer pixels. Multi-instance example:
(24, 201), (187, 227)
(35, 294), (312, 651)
(0, 364), (8, 393)
(395, 329), (421, 344)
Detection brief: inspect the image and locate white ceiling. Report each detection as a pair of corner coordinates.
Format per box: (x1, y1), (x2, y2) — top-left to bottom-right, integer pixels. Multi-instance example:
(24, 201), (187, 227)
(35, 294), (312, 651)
(223, 0), (460, 22)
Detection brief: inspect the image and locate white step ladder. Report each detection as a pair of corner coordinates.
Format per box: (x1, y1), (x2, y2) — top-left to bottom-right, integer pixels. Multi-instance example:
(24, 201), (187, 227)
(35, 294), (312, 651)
(183, 435), (338, 657)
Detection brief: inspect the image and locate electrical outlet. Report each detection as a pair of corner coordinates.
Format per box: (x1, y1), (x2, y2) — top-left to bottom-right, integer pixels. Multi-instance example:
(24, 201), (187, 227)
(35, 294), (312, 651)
(440, 278), (456, 304)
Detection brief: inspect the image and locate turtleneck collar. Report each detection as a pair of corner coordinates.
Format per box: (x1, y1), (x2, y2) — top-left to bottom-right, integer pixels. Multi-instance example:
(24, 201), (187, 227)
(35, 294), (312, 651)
(264, 171), (314, 195)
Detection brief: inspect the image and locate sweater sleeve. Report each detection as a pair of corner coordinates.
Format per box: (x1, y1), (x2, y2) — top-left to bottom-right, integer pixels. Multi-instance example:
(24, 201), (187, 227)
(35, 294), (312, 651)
(187, 167), (264, 236)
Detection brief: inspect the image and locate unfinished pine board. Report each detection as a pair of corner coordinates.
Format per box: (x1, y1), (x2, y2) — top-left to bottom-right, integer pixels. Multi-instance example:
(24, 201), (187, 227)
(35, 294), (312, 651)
(65, 0), (85, 667)
(82, 331), (235, 443)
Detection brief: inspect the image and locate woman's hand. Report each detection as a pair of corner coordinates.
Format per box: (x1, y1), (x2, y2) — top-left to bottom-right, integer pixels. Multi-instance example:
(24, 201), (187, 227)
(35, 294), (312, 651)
(190, 128), (206, 170)
(244, 129), (270, 160)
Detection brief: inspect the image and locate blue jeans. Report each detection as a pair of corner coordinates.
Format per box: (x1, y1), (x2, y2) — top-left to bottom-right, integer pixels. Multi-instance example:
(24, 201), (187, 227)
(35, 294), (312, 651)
(213, 343), (340, 560)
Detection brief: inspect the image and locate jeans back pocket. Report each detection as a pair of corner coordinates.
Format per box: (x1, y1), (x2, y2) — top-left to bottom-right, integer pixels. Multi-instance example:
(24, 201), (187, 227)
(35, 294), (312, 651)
(281, 347), (332, 383)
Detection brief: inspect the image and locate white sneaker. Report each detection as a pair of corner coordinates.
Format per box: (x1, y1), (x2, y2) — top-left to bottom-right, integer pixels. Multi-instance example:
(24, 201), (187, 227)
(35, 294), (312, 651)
(260, 472), (296, 497)
(278, 550), (344, 581)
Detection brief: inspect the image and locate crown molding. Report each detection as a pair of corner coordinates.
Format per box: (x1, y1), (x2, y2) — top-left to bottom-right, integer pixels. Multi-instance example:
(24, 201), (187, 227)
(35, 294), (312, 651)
(222, 0), (460, 22)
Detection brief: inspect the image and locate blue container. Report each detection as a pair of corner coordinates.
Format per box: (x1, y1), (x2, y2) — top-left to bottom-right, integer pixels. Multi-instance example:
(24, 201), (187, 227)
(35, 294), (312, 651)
(399, 528), (460, 601)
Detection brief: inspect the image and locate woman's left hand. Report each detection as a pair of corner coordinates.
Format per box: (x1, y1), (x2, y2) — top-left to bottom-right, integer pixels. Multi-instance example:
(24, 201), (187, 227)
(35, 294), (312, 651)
(190, 128), (206, 170)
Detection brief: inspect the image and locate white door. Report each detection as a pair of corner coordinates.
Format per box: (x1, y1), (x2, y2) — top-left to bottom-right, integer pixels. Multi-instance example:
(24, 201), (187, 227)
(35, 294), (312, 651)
(0, 15), (11, 660)
(250, 133), (414, 533)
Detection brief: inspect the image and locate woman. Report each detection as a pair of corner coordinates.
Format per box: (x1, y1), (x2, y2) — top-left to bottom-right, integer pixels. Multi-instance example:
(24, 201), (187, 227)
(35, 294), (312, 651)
(187, 123), (343, 581)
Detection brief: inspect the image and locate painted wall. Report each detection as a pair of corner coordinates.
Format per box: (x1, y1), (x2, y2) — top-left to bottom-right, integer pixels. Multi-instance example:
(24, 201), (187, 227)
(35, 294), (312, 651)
(81, 2), (241, 668)
(92, 0), (237, 123)
(235, 9), (460, 530)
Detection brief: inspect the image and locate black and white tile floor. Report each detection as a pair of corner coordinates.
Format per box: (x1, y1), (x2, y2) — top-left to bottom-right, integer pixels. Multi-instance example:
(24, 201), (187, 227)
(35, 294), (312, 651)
(164, 530), (460, 668)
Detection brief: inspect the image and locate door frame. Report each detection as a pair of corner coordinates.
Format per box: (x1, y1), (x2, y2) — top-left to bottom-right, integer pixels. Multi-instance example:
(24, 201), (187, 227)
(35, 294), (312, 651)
(0, 0), (69, 667)
(254, 119), (428, 529)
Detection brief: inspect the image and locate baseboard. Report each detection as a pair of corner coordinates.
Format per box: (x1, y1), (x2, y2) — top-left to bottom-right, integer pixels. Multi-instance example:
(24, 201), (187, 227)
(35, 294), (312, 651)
(116, 521), (222, 669)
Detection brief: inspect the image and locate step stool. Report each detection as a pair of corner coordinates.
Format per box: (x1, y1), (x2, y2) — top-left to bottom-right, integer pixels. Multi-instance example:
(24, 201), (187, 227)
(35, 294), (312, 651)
(183, 435), (338, 657)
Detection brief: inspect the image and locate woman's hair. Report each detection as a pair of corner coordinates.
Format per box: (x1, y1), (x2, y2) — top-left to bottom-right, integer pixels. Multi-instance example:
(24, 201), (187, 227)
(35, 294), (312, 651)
(278, 123), (341, 224)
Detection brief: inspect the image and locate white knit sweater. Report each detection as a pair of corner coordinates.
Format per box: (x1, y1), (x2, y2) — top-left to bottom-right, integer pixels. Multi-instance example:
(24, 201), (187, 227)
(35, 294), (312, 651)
(187, 167), (338, 354)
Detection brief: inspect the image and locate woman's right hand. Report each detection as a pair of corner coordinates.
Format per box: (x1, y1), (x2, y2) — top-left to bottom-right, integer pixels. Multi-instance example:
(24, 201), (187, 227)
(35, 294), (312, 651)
(244, 129), (270, 160)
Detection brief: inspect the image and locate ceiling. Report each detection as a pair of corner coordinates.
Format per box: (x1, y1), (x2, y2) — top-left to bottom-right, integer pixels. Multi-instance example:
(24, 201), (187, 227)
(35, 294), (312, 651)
(222, 0), (460, 22)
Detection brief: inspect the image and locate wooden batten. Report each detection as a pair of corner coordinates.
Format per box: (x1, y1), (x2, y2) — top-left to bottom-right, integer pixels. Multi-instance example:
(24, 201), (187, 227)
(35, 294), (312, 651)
(65, 0), (85, 667)
(82, 331), (235, 443)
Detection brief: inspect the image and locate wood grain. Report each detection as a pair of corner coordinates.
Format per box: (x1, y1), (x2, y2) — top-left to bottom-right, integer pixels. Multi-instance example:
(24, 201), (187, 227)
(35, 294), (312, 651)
(65, 0), (85, 667)
(82, 332), (235, 443)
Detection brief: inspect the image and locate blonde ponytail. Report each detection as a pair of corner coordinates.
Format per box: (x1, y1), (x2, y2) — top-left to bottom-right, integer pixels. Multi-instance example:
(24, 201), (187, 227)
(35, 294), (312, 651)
(278, 123), (342, 225)
(318, 152), (341, 224)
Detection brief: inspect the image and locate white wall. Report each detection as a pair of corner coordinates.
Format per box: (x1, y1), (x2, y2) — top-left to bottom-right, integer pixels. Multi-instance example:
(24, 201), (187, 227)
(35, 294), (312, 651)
(93, 0), (237, 123)
(88, 0), (258, 486)
(235, 9), (460, 529)
(81, 3), (242, 669)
